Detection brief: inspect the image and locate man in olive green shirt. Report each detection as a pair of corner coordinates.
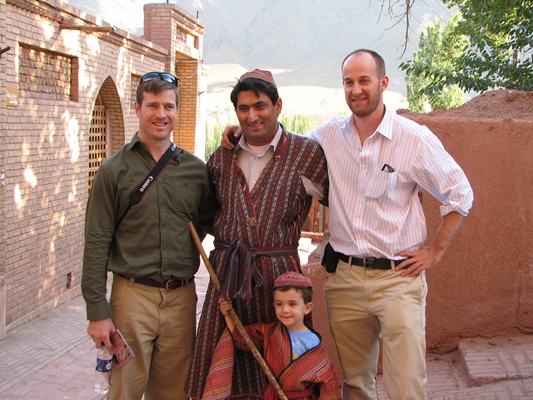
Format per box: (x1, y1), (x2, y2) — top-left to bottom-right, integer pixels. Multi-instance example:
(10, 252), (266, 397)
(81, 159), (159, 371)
(81, 72), (217, 400)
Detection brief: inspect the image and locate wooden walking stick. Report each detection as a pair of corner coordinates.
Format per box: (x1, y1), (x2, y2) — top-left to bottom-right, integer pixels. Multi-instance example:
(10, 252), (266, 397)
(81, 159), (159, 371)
(189, 221), (288, 400)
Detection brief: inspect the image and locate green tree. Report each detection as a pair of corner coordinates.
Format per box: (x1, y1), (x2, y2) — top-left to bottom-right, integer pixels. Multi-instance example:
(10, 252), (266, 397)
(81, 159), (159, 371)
(401, 0), (533, 95)
(404, 14), (467, 112)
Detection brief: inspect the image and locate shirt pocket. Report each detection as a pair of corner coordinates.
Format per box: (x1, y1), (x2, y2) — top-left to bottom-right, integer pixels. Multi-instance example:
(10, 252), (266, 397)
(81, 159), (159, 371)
(172, 179), (202, 215)
(365, 169), (397, 199)
(118, 173), (151, 211)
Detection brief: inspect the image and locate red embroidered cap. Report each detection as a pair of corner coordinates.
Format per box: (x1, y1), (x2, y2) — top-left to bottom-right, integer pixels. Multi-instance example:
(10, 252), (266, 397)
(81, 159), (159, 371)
(239, 69), (277, 87)
(273, 271), (313, 288)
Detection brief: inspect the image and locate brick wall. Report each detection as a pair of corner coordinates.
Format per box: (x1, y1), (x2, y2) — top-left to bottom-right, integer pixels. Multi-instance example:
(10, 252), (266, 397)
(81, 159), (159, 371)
(0, 0), (205, 336)
(0, 0), (7, 340)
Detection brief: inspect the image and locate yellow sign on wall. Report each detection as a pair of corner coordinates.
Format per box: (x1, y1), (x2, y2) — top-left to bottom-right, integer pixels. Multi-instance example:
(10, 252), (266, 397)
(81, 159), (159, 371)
(6, 87), (18, 107)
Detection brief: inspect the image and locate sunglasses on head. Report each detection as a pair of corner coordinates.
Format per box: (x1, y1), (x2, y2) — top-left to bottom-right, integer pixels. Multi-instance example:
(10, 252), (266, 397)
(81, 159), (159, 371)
(140, 72), (180, 87)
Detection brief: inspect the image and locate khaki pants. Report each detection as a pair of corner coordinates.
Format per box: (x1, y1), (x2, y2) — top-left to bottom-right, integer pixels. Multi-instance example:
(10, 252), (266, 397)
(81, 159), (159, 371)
(107, 274), (196, 400)
(324, 259), (427, 400)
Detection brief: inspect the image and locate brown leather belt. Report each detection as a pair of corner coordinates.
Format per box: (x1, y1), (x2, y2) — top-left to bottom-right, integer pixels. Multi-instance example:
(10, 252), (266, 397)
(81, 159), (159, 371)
(118, 274), (194, 290)
(338, 253), (403, 270)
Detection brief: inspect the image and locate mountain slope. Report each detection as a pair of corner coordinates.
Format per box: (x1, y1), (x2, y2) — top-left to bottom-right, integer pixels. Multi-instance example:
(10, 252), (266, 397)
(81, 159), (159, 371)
(66, 0), (452, 115)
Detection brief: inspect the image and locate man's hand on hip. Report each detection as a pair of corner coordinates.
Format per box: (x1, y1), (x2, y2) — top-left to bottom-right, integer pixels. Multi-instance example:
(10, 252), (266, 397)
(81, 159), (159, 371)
(395, 247), (442, 277)
(395, 211), (465, 277)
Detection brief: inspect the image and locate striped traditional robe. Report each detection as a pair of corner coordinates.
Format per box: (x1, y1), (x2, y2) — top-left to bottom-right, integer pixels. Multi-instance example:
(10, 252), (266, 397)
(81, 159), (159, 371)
(185, 130), (328, 399)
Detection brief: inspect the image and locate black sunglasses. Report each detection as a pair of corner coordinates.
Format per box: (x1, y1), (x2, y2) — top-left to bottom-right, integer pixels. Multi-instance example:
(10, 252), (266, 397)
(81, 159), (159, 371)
(140, 72), (180, 86)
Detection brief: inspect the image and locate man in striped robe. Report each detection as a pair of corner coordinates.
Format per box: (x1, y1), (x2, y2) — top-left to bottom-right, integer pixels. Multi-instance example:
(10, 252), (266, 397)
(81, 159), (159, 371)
(184, 69), (328, 399)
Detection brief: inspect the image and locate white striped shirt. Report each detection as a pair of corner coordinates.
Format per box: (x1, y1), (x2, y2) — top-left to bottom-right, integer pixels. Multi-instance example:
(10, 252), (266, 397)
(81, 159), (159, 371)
(306, 107), (473, 259)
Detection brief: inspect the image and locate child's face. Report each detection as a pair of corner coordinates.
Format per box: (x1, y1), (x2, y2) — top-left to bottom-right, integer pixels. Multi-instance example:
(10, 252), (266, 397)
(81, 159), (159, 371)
(273, 288), (312, 332)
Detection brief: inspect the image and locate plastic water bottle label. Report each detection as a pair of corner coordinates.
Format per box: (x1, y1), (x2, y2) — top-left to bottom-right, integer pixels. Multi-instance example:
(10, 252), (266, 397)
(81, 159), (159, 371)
(95, 357), (112, 373)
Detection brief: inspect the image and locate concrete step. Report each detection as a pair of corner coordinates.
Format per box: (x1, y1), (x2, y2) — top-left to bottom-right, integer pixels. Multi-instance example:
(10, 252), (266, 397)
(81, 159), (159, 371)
(458, 336), (533, 387)
(376, 335), (533, 399)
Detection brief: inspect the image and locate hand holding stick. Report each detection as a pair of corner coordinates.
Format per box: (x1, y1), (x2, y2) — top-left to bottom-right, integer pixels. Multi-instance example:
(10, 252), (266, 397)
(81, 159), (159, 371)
(188, 222), (288, 400)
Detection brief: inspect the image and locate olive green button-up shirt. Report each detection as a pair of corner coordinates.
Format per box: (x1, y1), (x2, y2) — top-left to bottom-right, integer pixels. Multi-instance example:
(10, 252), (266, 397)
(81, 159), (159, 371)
(82, 134), (218, 321)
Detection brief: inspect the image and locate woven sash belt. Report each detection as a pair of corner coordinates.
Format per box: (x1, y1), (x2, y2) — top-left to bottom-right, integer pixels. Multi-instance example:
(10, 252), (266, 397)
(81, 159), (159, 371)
(214, 238), (298, 300)
(214, 238), (298, 257)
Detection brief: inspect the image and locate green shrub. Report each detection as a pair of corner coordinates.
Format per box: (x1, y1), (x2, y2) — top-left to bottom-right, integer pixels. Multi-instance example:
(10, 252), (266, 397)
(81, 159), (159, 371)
(204, 113), (317, 160)
(204, 112), (238, 160)
(279, 114), (318, 135)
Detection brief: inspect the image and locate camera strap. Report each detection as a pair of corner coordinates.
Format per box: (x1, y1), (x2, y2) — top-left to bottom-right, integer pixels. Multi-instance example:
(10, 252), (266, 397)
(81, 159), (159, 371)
(115, 142), (178, 229)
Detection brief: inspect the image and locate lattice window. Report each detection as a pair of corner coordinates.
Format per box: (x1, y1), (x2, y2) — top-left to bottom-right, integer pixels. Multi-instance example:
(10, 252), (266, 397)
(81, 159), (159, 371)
(88, 105), (107, 193)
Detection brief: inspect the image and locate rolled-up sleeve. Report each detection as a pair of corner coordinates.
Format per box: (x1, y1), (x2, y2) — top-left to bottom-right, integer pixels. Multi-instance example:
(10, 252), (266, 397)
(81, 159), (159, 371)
(413, 130), (474, 217)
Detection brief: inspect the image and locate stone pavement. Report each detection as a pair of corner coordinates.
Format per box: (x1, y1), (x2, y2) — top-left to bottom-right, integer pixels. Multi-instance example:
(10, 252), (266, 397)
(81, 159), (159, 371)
(1, 236), (532, 399)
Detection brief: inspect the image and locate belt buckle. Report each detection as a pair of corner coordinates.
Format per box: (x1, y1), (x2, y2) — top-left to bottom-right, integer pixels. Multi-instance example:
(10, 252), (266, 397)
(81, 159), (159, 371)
(363, 258), (374, 269)
(165, 280), (175, 290)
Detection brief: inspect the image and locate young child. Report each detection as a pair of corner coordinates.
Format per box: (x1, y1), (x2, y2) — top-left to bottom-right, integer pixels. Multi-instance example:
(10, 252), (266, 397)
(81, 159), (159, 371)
(202, 271), (341, 400)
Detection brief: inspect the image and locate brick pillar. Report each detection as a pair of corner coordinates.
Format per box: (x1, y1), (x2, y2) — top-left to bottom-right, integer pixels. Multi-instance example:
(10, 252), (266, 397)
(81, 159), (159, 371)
(143, 3), (205, 155)
(0, 0), (7, 340)
(143, 4), (175, 73)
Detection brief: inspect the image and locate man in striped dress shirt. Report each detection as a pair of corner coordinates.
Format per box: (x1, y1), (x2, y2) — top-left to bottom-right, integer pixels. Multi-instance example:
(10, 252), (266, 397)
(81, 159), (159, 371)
(222, 49), (473, 399)
(306, 49), (474, 400)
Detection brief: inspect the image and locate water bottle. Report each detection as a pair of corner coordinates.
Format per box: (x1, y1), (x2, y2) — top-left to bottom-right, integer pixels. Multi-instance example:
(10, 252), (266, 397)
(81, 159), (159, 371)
(93, 346), (113, 395)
